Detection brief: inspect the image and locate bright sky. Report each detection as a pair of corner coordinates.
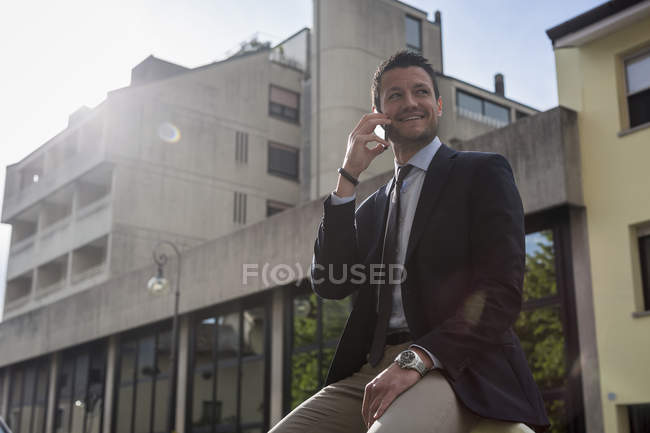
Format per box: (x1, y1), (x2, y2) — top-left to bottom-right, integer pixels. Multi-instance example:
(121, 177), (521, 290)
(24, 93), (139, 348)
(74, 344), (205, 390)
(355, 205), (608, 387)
(0, 0), (605, 317)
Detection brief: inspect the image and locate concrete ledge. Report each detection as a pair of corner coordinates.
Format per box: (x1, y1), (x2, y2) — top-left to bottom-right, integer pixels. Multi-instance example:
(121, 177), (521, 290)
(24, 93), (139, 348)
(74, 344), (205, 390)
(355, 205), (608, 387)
(456, 106), (582, 214)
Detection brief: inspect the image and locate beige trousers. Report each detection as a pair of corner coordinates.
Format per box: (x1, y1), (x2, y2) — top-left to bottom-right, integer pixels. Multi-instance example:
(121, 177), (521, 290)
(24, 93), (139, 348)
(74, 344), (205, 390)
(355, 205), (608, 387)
(269, 343), (481, 433)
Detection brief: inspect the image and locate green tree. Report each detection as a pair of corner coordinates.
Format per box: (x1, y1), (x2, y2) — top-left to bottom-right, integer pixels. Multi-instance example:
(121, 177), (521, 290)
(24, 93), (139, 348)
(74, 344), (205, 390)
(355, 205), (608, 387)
(515, 230), (567, 433)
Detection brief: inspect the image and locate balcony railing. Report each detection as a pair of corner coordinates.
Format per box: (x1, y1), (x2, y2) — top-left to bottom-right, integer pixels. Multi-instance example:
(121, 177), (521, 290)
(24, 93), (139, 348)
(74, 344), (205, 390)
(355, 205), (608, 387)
(71, 263), (107, 285)
(35, 280), (65, 297)
(4, 293), (31, 312)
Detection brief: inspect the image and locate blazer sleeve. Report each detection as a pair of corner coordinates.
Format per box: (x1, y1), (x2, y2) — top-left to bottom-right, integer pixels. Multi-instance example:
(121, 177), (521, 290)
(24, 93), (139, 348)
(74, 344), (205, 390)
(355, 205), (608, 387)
(311, 195), (364, 300)
(413, 154), (525, 380)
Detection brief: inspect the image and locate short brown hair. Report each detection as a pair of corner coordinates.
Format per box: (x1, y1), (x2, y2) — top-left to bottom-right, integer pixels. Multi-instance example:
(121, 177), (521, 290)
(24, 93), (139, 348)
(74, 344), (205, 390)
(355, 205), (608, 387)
(371, 50), (440, 112)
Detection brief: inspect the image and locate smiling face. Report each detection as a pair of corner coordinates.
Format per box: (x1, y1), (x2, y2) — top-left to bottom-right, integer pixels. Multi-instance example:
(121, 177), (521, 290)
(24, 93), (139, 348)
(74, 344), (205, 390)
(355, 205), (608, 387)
(378, 66), (442, 151)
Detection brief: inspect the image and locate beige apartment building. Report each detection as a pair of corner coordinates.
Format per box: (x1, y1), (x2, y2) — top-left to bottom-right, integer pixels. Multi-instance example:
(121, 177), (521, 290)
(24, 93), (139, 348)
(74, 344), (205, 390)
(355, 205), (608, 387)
(3, 0), (616, 432)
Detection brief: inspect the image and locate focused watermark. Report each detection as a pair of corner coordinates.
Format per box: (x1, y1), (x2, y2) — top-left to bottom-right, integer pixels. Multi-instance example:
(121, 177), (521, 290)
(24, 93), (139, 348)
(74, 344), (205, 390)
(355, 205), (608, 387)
(242, 263), (407, 286)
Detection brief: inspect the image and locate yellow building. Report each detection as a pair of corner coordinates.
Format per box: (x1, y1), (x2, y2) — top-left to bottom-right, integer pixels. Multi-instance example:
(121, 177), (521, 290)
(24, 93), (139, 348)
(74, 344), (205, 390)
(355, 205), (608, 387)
(548, 1), (650, 432)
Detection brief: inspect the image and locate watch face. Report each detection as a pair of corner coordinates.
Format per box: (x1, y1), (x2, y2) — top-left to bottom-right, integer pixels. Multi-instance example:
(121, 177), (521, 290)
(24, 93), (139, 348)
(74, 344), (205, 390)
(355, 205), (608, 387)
(400, 351), (415, 365)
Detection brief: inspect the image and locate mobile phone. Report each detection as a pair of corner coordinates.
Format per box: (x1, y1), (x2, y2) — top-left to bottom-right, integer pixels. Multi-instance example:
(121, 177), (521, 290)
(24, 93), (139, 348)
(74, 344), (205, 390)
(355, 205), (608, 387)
(373, 108), (386, 141)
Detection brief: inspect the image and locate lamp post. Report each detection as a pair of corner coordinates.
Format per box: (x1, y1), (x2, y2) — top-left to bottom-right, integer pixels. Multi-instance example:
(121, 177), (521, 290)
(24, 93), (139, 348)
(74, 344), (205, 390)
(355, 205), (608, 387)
(148, 241), (181, 433)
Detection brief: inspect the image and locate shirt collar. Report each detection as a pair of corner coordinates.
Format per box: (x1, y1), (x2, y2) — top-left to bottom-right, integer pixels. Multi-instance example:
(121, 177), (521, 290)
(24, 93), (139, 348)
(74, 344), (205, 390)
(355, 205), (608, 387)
(393, 136), (442, 178)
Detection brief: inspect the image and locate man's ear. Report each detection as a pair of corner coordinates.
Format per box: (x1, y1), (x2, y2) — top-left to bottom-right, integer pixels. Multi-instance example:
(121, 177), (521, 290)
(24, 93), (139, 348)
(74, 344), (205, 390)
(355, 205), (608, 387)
(373, 105), (382, 114)
(436, 96), (443, 116)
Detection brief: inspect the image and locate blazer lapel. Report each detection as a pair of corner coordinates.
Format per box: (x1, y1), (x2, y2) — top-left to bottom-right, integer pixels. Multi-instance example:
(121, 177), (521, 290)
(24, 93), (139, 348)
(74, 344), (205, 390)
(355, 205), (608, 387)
(405, 143), (457, 264)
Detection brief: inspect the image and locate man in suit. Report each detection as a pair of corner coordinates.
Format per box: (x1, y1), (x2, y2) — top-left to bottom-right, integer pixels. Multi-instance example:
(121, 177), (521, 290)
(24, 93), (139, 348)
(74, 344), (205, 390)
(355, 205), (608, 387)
(270, 51), (549, 433)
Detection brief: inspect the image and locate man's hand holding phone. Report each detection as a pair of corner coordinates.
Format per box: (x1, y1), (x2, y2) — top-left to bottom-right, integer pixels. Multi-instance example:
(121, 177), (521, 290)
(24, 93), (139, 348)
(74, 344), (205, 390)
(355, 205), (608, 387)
(335, 112), (391, 198)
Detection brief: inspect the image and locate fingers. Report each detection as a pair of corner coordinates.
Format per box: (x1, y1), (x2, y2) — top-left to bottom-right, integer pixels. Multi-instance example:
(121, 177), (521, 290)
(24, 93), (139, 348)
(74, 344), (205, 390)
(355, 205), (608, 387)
(373, 394), (395, 422)
(353, 113), (391, 134)
(356, 133), (390, 149)
(361, 384), (372, 426)
(368, 142), (389, 160)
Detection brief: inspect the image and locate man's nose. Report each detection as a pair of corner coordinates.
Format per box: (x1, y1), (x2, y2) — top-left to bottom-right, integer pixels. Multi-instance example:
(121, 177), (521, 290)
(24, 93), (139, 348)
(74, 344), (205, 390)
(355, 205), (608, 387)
(403, 92), (417, 108)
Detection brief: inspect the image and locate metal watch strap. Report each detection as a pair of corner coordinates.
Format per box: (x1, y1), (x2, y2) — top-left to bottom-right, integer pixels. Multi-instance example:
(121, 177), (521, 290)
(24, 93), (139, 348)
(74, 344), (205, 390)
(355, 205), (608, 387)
(337, 167), (359, 186)
(395, 350), (428, 377)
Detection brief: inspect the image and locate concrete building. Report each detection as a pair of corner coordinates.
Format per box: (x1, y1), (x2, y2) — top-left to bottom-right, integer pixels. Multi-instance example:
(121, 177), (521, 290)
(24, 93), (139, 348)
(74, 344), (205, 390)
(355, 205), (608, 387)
(9, 0), (637, 432)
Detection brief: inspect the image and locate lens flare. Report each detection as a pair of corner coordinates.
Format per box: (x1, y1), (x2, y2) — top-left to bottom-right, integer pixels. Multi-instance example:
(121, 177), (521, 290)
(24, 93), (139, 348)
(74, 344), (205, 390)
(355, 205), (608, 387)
(158, 122), (181, 143)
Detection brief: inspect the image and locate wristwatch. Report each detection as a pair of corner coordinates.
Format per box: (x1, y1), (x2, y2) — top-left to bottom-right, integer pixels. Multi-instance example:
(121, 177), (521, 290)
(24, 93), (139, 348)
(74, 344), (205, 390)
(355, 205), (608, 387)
(394, 349), (429, 377)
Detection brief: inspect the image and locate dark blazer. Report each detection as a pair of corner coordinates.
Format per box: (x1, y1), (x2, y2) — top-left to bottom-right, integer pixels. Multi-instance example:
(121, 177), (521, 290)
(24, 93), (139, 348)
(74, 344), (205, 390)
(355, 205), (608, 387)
(311, 144), (549, 431)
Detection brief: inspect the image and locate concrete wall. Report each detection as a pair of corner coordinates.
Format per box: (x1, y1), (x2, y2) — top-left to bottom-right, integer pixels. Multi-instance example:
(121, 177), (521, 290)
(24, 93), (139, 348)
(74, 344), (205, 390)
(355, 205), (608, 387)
(104, 51), (304, 276)
(555, 15), (650, 433)
(456, 106), (583, 214)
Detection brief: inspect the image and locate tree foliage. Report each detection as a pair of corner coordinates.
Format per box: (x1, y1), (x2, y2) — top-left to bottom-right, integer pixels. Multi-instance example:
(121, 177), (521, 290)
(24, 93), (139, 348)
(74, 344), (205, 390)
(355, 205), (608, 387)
(516, 230), (567, 432)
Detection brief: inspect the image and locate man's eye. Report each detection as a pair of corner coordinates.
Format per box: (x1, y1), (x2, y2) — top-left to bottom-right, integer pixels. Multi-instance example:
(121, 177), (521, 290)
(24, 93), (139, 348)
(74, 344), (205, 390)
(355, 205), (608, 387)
(417, 89), (429, 95)
(388, 93), (400, 99)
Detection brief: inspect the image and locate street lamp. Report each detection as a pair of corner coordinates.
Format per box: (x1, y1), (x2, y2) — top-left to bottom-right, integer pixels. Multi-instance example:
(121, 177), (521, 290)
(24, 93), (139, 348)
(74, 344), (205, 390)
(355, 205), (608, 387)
(149, 241), (181, 433)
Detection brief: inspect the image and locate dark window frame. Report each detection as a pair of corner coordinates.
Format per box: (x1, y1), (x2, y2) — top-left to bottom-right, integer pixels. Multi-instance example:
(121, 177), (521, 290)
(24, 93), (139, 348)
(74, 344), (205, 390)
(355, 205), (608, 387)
(628, 403), (650, 432)
(266, 200), (293, 217)
(268, 85), (300, 124)
(638, 233), (650, 311)
(623, 48), (650, 129)
(6, 356), (50, 433)
(405, 14), (423, 52)
(516, 110), (529, 121)
(186, 292), (272, 433)
(282, 280), (354, 415)
(524, 206), (585, 433)
(267, 142), (300, 182)
(456, 89), (511, 125)
(111, 320), (172, 433)
(55, 340), (107, 433)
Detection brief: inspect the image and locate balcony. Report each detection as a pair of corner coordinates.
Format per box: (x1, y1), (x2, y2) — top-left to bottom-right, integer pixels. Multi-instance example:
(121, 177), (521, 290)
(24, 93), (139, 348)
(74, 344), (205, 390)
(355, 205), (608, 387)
(2, 114), (105, 222)
(4, 271), (33, 312)
(4, 234), (111, 317)
(71, 235), (108, 285)
(5, 165), (113, 281)
(7, 206), (39, 277)
(35, 254), (68, 296)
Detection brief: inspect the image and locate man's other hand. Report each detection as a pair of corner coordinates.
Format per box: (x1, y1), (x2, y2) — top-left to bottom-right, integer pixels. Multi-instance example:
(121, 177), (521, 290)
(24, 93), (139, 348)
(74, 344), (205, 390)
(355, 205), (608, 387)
(361, 363), (421, 428)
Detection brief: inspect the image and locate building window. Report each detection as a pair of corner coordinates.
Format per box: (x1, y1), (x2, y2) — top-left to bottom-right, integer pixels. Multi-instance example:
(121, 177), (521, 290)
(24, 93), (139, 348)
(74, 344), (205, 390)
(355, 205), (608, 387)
(639, 234), (650, 311)
(517, 208), (586, 433)
(188, 295), (270, 433)
(55, 342), (106, 433)
(266, 200), (293, 217)
(628, 404), (650, 432)
(6, 357), (50, 433)
(236, 131), (249, 163)
(625, 50), (650, 128)
(234, 192), (247, 224)
(405, 15), (422, 51)
(268, 142), (299, 181)
(516, 110), (529, 121)
(456, 89), (511, 127)
(284, 281), (352, 412)
(269, 85), (299, 123)
(113, 324), (172, 433)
